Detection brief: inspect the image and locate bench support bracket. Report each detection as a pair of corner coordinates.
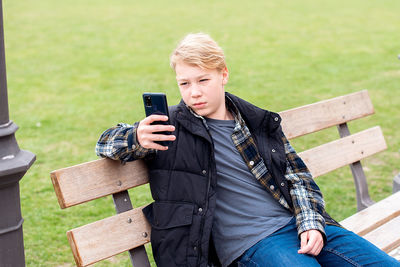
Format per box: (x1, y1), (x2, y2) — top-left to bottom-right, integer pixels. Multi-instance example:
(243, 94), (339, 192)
(113, 190), (151, 267)
(337, 123), (374, 211)
(393, 174), (400, 193)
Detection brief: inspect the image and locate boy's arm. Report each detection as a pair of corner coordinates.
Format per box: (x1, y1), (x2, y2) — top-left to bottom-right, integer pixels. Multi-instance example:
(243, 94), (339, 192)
(95, 122), (154, 162)
(281, 133), (327, 240)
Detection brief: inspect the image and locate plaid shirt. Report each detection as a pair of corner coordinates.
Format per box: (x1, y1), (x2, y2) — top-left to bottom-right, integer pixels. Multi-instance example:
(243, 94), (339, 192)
(96, 121), (153, 162)
(96, 98), (326, 237)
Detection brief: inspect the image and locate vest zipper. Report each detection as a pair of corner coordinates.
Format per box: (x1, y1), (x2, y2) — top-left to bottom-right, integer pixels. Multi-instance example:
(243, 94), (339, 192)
(197, 123), (213, 266)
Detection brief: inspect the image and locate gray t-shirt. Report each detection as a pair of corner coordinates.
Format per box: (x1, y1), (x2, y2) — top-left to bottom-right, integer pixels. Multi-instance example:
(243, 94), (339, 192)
(206, 118), (293, 267)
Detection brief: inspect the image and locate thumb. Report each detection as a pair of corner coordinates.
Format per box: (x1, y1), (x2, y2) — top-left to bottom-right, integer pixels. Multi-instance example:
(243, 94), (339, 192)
(298, 232), (308, 253)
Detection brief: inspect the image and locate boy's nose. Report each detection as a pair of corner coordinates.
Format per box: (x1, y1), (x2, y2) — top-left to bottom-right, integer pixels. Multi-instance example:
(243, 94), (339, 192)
(190, 86), (202, 97)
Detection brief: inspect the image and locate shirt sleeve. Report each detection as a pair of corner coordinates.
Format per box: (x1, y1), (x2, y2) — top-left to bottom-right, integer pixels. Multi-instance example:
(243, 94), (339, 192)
(281, 133), (327, 241)
(95, 122), (154, 162)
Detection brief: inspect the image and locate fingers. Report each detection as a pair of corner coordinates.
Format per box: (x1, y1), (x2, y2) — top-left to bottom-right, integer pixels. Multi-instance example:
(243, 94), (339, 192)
(143, 115), (169, 124)
(148, 124), (175, 133)
(141, 115), (175, 133)
(308, 236), (323, 256)
(299, 232), (308, 253)
(140, 134), (176, 150)
(298, 230), (324, 256)
(137, 116), (176, 150)
(145, 142), (171, 151)
(138, 134), (176, 150)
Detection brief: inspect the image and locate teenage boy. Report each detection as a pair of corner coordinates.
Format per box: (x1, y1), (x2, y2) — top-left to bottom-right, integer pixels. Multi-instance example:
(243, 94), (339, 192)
(96, 33), (399, 267)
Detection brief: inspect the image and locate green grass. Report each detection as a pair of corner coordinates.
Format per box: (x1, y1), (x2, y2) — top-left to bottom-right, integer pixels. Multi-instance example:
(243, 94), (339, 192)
(3, 0), (400, 265)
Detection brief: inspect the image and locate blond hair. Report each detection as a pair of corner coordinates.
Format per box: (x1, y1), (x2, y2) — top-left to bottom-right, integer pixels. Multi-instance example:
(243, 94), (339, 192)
(170, 33), (226, 72)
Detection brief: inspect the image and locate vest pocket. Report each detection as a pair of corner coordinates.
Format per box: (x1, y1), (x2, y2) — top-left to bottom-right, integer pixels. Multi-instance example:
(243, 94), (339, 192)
(143, 201), (195, 266)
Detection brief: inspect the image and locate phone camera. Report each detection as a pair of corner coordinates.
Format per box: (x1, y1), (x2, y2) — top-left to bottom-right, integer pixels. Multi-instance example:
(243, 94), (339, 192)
(145, 96), (152, 107)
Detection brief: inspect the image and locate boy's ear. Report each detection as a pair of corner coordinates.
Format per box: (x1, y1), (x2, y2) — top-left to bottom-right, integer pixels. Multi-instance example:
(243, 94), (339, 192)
(222, 67), (229, 85)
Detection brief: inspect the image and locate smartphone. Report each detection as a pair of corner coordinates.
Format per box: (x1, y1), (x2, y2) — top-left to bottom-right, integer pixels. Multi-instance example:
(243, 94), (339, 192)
(142, 92), (170, 146)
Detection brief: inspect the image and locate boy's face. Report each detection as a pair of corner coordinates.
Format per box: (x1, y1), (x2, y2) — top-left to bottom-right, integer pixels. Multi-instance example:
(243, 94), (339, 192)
(175, 62), (229, 120)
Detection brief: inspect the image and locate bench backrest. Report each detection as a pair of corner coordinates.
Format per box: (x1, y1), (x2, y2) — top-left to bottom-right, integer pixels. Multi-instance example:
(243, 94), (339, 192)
(51, 90), (387, 266)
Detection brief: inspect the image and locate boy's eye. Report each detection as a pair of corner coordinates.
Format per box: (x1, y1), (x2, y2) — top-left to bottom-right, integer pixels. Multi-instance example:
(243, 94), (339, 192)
(180, 82), (188, 86)
(199, 79), (209, 82)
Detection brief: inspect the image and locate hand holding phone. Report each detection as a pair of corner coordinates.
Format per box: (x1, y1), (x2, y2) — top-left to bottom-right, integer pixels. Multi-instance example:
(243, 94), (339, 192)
(138, 93), (176, 150)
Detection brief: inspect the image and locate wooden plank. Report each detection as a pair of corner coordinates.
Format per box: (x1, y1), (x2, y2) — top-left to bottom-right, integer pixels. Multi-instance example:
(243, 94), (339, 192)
(362, 215), (400, 253)
(340, 191), (400, 236)
(67, 206), (151, 267)
(51, 158), (149, 209)
(279, 90), (374, 139)
(299, 126), (387, 178)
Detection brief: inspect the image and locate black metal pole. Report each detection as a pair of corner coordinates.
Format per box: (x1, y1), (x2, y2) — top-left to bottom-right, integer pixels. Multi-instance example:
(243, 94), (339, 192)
(0, 1), (36, 266)
(0, 0), (8, 125)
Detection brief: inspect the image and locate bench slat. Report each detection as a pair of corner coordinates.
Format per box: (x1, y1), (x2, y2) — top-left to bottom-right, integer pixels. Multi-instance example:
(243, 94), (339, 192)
(280, 90), (374, 140)
(51, 159), (149, 209)
(67, 206), (151, 266)
(51, 126), (386, 209)
(340, 191), (400, 236)
(299, 126), (387, 178)
(363, 215), (400, 253)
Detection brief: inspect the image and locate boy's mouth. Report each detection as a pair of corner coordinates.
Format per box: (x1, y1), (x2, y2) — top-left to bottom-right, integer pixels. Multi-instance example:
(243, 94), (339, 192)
(193, 102), (206, 108)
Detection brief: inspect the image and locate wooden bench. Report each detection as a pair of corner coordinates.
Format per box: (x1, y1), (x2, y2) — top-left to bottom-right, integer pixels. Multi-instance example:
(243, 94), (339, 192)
(51, 90), (400, 266)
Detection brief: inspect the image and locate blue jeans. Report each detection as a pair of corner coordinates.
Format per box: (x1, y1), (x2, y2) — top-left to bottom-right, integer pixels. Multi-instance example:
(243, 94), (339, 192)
(238, 218), (400, 267)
